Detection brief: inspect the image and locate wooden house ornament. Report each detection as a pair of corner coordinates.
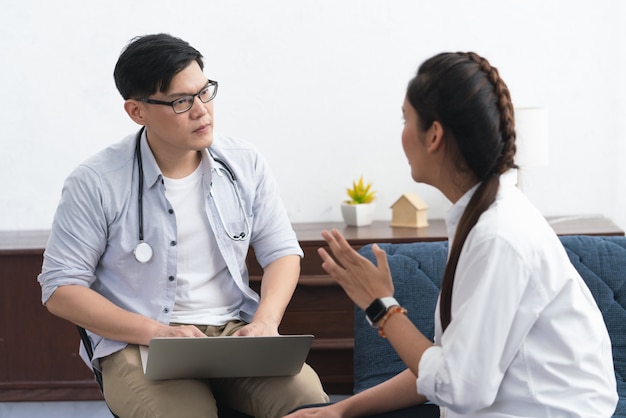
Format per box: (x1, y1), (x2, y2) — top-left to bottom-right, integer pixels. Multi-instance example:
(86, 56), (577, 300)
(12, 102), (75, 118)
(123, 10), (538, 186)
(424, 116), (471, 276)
(390, 192), (429, 228)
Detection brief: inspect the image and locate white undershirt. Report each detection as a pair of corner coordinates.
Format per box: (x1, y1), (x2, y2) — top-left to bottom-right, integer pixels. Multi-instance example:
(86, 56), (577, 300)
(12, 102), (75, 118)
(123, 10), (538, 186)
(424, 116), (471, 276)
(163, 163), (241, 325)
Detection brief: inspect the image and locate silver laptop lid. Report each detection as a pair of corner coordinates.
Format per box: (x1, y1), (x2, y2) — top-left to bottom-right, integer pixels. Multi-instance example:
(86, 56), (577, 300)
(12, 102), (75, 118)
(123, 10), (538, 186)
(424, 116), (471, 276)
(143, 335), (314, 380)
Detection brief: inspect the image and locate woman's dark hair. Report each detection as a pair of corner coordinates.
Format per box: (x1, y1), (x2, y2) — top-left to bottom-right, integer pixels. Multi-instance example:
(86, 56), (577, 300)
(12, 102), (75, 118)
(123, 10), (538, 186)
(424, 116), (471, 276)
(113, 33), (204, 100)
(406, 52), (516, 332)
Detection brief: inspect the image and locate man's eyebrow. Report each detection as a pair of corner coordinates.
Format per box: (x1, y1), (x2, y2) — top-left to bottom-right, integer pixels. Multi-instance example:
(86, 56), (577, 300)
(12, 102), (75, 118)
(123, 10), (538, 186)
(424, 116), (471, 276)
(164, 80), (210, 99)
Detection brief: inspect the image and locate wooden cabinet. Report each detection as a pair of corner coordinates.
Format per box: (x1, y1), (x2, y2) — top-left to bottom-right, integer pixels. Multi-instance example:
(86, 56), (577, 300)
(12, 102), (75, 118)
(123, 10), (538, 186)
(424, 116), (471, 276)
(0, 232), (102, 401)
(1, 217), (623, 400)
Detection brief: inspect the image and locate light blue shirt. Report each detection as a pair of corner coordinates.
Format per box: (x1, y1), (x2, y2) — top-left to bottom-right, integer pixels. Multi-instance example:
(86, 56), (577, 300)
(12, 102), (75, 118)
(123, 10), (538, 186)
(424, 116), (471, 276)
(38, 129), (303, 369)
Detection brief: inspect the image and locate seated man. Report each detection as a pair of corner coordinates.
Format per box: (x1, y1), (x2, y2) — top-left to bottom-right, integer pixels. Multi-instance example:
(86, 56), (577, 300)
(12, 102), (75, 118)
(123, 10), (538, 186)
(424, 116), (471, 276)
(38, 33), (328, 418)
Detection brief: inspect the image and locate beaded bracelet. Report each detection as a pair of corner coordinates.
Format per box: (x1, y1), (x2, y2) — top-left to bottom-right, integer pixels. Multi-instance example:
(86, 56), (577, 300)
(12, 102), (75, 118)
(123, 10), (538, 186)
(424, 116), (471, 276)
(377, 305), (408, 338)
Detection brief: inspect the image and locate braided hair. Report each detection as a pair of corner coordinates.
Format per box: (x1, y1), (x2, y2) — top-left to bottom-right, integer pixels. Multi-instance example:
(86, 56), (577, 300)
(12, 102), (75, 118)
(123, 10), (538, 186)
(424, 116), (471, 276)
(406, 52), (516, 332)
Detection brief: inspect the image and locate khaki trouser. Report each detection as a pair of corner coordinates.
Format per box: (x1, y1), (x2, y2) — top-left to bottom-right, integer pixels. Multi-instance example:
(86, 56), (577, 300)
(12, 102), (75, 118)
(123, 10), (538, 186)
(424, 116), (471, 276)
(100, 321), (329, 418)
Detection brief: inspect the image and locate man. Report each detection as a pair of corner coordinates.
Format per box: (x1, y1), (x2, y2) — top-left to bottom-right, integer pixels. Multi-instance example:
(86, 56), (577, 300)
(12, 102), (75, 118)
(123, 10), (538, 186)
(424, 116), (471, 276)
(38, 33), (328, 418)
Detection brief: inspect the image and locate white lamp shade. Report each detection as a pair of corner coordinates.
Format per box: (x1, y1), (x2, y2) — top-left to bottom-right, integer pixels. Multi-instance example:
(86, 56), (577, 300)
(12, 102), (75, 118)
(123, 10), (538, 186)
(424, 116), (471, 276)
(515, 107), (550, 167)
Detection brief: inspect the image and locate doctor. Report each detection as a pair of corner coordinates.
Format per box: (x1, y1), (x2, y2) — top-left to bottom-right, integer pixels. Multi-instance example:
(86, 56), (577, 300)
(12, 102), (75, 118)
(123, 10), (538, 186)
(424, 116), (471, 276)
(38, 33), (328, 418)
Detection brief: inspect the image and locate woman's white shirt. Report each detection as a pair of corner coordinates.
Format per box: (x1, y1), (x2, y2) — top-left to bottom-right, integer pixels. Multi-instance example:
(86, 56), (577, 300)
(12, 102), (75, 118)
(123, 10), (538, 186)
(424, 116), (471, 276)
(416, 173), (618, 417)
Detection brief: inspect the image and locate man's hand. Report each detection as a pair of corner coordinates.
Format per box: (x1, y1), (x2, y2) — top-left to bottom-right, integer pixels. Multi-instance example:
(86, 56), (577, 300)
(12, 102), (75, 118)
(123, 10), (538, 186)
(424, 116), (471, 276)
(232, 321), (278, 337)
(153, 324), (207, 339)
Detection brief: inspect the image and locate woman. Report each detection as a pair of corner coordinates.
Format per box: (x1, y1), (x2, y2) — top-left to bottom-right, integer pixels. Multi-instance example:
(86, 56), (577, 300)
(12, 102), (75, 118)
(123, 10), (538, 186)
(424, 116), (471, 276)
(286, 52), (618, 417)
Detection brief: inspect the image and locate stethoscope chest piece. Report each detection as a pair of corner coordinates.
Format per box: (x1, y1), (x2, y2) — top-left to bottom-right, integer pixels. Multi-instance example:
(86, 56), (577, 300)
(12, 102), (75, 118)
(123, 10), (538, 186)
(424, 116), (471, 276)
(134, 241), (153, 263)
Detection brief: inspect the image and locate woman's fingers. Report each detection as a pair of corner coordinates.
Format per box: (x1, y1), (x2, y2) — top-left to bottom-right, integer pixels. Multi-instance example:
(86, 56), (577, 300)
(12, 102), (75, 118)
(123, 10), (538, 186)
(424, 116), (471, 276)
(321, 229), (361, 267)
(318, 247), (343, 276)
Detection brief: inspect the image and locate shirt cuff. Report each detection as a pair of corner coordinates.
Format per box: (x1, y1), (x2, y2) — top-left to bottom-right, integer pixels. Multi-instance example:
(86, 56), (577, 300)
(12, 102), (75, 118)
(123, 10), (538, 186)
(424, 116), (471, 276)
(417, 344), (444, 402)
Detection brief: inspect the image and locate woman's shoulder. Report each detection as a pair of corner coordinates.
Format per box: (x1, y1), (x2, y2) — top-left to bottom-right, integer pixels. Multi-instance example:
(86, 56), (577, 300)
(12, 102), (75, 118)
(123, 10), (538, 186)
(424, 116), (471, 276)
(472, 187), (561, 254)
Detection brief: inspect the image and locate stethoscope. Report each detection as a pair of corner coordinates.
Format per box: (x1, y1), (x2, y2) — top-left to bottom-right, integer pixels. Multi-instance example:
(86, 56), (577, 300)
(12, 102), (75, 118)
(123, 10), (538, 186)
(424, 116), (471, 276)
(133, 127), (251, 263)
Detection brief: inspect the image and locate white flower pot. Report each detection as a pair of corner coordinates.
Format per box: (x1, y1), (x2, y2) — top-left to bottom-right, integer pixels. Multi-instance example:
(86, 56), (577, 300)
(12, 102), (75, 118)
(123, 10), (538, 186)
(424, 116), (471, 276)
(341, 203), (375, 227)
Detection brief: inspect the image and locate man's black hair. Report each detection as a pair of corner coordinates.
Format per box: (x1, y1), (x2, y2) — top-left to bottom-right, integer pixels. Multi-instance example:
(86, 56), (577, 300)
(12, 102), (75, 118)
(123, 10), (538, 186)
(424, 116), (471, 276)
(114, 33), (204, 99)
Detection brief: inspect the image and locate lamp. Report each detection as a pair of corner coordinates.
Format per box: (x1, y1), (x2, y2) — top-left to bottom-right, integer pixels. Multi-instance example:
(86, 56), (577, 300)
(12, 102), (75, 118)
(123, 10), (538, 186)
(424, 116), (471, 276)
(514, 107), (550, 189)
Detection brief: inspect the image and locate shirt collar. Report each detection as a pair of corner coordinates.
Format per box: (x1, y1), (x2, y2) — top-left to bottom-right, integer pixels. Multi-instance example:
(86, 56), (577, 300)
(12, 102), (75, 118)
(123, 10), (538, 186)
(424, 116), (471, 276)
(138, 129), (217, 187)
(138, 128), (162, 188)
(445, 182), (477, 244)
(444, 169), (517, 242)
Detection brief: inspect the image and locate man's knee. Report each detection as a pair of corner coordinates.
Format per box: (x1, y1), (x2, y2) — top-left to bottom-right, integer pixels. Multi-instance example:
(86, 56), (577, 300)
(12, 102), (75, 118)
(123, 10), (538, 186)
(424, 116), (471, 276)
(101, 346), (219, 418)
(248, 364), (329, 417)
(283, 364), (329, 406)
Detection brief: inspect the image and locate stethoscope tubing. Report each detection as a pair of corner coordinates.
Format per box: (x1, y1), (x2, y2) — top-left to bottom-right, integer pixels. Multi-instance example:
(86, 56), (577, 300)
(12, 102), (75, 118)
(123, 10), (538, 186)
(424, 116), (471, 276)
(133, 128), (250, 263)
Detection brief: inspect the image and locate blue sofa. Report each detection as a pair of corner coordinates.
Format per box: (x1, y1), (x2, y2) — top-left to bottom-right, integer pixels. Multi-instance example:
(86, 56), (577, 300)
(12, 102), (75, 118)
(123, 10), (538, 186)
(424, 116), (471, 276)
(356, 235), (626, 417)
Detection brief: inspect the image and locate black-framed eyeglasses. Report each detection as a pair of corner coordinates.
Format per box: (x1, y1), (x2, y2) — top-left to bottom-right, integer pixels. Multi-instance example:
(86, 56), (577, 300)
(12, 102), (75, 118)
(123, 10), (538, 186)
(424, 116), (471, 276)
(135, 80), (218, 114)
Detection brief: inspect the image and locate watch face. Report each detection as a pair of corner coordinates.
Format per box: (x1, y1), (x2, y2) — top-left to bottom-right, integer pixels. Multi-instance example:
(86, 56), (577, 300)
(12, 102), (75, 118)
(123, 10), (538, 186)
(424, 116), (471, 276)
(365, 299), (387, 326)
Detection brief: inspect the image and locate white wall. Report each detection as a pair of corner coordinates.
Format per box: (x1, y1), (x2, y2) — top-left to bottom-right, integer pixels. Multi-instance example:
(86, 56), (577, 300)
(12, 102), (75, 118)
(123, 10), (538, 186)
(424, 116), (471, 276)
(2, 0), (625, 232)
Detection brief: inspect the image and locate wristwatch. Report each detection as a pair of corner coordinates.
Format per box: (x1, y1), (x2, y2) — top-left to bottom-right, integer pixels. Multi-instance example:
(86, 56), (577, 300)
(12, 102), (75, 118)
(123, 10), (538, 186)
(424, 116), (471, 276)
(365, 297), (399, 327)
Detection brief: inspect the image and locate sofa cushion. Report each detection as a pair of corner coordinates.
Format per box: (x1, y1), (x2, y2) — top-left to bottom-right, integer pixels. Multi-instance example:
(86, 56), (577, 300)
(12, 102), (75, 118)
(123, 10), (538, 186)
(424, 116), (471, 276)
(355, 235), (626, 416)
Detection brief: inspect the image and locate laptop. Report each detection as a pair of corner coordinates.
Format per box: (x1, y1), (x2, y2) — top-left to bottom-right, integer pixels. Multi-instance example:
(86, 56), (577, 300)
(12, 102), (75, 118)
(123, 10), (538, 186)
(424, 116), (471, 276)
(140, 334), (314, 380)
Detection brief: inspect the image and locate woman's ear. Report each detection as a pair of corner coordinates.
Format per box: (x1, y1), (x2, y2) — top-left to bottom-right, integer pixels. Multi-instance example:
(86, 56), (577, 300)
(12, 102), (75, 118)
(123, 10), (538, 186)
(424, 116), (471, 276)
(124, 100), (146, 126)
(426, 121), (445, 153)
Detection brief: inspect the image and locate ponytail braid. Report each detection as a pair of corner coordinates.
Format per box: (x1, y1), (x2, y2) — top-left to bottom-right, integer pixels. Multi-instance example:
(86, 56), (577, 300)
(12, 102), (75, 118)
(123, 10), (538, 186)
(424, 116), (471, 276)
(465, 52), (517, 175)
(439, 52), (516, 332)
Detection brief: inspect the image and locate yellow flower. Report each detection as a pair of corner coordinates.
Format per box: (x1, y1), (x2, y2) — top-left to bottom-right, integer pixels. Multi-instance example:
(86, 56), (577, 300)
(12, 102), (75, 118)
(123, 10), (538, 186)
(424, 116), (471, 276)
(345, 176), (376, 204)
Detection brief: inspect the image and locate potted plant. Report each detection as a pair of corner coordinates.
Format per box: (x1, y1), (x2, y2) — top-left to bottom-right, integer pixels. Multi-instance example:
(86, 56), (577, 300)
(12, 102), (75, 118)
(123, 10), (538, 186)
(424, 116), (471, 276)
(341, 176), (376, 227)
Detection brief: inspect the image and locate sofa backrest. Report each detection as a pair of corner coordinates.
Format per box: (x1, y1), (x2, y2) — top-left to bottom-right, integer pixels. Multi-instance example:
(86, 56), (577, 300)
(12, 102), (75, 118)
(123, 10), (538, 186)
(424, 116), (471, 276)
(355, 235), (626, 416)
